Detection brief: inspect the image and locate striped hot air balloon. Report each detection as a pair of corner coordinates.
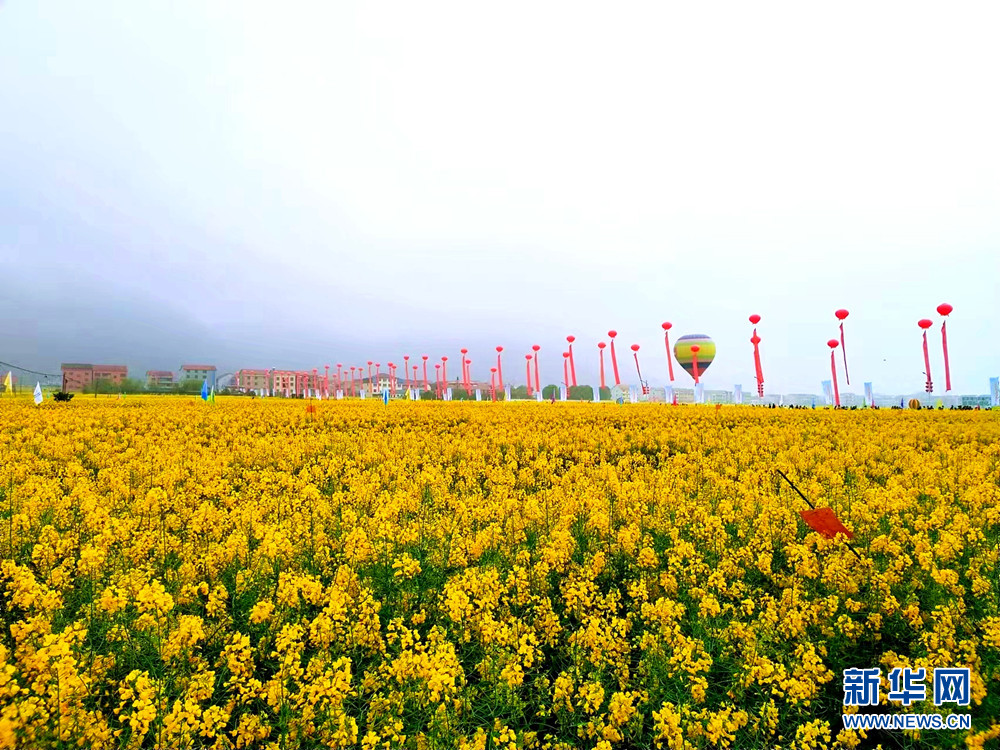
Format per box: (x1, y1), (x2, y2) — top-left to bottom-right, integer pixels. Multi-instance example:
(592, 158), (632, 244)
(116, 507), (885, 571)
(673, 334), (716, 383)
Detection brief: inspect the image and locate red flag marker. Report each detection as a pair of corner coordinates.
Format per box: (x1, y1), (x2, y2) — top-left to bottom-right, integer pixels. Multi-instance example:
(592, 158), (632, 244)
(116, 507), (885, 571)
(496, 346), (504, 389)
(775, 470), (862, 558)
(525, 354), (534, 396)
(799, 508), (854, 540)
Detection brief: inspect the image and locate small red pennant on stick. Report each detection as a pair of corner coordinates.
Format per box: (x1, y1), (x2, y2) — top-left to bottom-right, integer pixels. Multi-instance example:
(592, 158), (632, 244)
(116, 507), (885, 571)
(799, 508), (853, 539)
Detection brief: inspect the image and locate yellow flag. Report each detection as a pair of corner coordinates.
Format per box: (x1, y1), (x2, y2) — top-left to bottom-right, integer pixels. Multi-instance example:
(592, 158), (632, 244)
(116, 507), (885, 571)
(3, 371), (11, 394)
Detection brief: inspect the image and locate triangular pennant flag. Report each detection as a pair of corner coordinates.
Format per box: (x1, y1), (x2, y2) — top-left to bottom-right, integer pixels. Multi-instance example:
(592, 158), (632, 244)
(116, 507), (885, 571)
(799, 508), (854, 539)
(33, 382), (43, 405)
(201, 380), (209, 401)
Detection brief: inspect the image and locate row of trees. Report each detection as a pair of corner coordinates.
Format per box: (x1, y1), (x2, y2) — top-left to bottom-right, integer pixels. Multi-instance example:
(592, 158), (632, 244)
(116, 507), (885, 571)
(81, 378), (210, 395)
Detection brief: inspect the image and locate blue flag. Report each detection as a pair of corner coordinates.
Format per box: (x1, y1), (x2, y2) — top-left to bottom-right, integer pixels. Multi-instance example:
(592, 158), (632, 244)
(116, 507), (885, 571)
(201, 380), (209, 401)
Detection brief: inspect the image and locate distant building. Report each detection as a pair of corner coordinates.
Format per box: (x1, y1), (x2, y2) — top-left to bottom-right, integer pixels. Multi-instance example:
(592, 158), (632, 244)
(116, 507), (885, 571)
(146, 370), (174, 388)
(705, 389), (733, 404)
(61, 364), (128, 392)
(961, 394), (990, 407)
(784, 393), (818, 407)
(180, 365), (217, 389)
(235, 369), (270, 391)
(839, 392), (865, 407)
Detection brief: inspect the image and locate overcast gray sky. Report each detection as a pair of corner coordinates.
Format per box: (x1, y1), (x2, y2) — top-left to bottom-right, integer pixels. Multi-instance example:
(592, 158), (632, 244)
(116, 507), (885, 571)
(2, 2), (998, 393)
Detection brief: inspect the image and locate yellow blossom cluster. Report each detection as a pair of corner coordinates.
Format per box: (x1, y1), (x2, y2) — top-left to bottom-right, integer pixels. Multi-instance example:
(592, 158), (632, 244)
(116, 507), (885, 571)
(0, 397), (997, 748)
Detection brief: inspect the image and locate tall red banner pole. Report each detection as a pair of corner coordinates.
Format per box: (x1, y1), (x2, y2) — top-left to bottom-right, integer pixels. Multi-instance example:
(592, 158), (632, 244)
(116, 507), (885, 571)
(566, 336), (577, 386)
(827, 339), (840, 406)
(661, 322), (675, 382)
(937, 303), (953, 392)
(631, 344), (643, 391)
(608, 330), (621, 385)
(525, 354), (533, 396)
(336, 364), (342, 391)
(460, 349), (469, 394)
(532, 345), (541, 393)
(562, 352), (570, 395)
(496, 346), (504, 389)
(690, 345), (701, 384)
(918, 319), (933, 393)
(598, 343), (607, 390)
(835, 309), (850, 385)
(490, 367), (497, 401)
(441, 357), (448, 395)
(421, 356), (429, 390)
(403, 355), (410, 390)
(749, 314), (764, 397)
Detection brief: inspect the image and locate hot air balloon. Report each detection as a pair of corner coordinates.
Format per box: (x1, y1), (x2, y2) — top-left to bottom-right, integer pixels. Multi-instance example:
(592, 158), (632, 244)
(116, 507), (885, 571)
(937, 303), (953, 391)
(673, 335), (716, 384)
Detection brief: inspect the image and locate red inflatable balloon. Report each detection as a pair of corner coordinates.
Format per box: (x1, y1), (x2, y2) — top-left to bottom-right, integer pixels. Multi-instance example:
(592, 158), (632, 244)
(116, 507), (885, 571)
(918, 319), (933, 329)
(835, 309), (849, 321)
(937, 303), (952, 317)
(661, 322), (672, 331)
(827, 339), (839, 349)
(749, 314), (761, 325)
(630, 344), (639, 352)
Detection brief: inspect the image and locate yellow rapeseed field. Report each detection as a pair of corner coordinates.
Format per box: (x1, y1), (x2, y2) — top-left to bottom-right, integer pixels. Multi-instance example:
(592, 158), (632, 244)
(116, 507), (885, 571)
(0, 397), (997, 749)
